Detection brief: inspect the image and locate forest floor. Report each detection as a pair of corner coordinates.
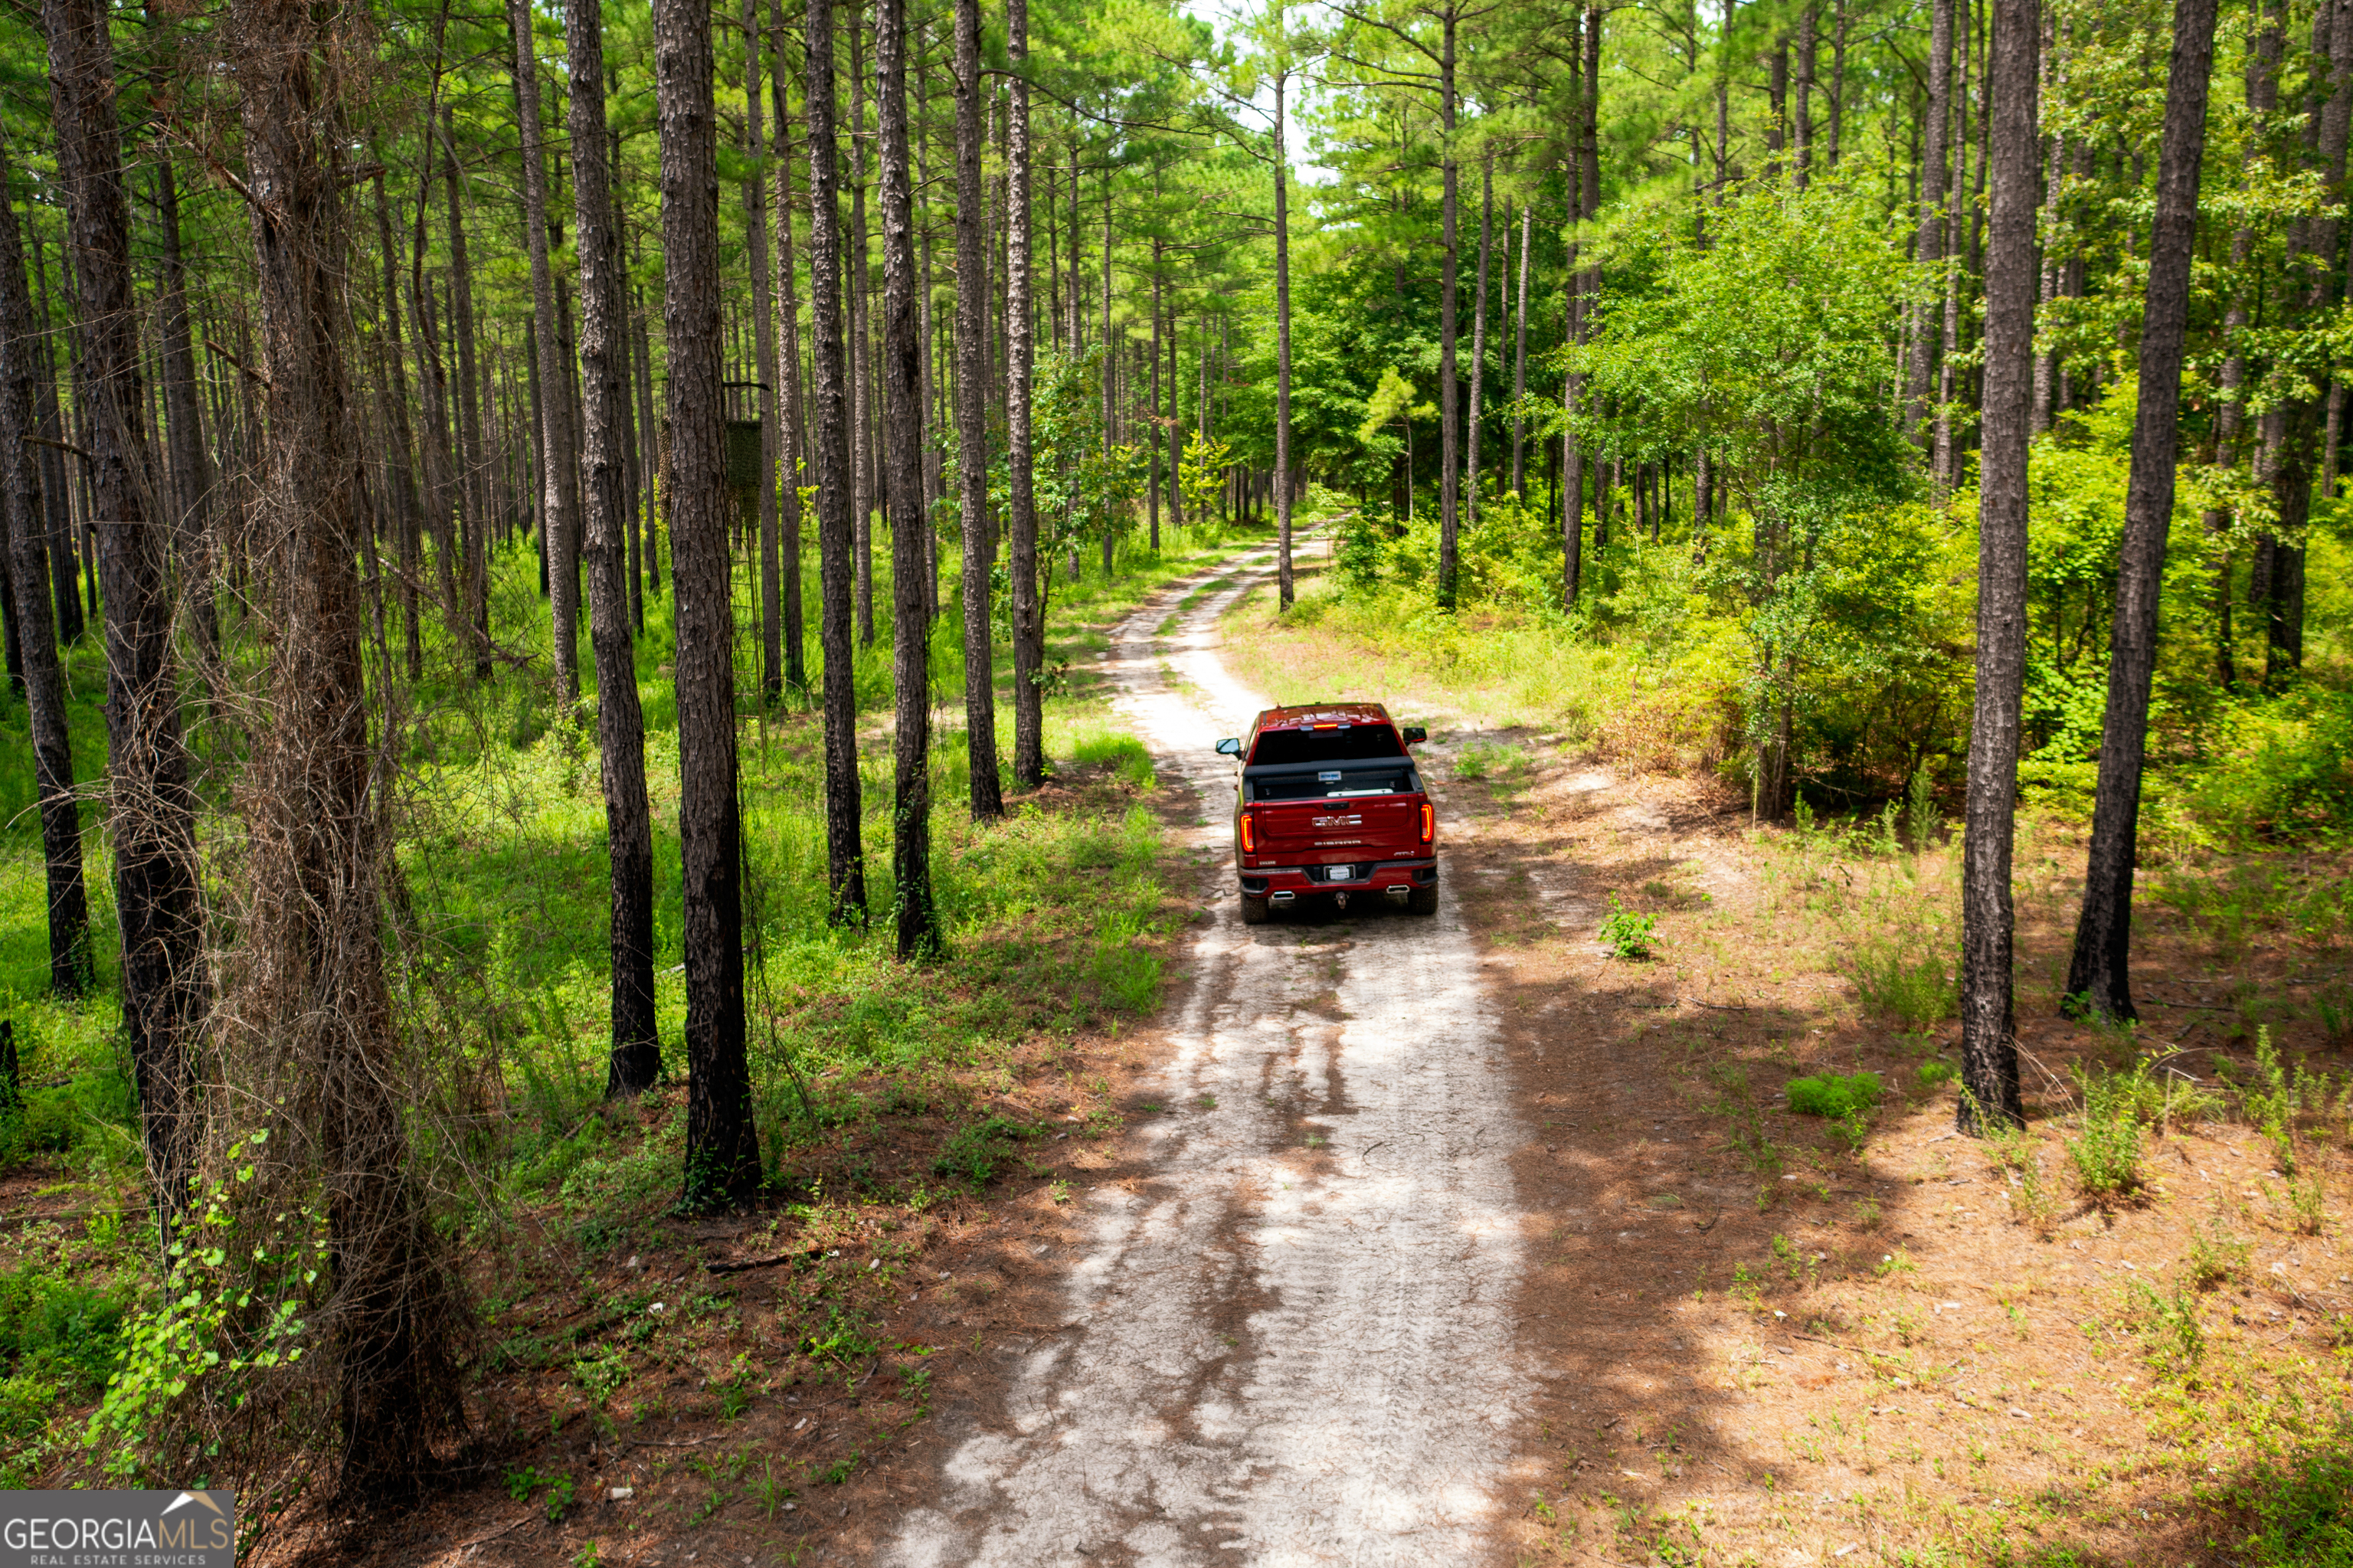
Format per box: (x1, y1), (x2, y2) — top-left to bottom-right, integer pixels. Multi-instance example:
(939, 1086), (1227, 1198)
(2, 531), (2349, 1567)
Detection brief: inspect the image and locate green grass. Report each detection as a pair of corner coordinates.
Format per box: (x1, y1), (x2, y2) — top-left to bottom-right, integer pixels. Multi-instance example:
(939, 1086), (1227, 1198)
(0, 515), (1252, 1200)
(0, 506), (1258, 1485)
(1783, 1070), (1883, 1121)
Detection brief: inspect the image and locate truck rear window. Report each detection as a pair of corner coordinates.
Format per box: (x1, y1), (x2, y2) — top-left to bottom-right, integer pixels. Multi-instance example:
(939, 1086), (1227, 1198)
(1248, 725), (1403, 766)
(1246, 764), (1418, 801)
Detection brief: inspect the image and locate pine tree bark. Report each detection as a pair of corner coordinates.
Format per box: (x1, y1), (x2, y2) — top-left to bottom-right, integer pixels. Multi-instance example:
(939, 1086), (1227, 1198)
(2253, 0), (2348, 684)
(1100, 179), (1114, 578)
(1275, 70), (1296, 608)
(2063, 0), (2218, 1024)
(634, 292), (663, 601)
(656, 0), (762, 1203)
(46, 0), (204, 1227)
(371, 173), (425, 679)
(154, 156), (217, 662)
(954, 0), (1003, 820)
(617, 195), (644, 630)
(1149, 231), (1163, 548)
(808, 0), (870, 919)
(745, 0), (785, 705)
(30, 251), (82, 647)
(1958, 0), (2038, 1136)
(1511, 201), (1530, 497)
(571, 0), (660, 1096)
(879, 0), (937, 956)
(0, 142), (90, 997)
(768, 0), (809, 693)
(439, 115), (493, 679)
(229, 0), (468, 1492)
(1435, 11), (1461, 608)
(1466, 147), (1491, 528)
(513, 0), (584, 709)
(1932, 22), (1971, 490)
(1828, 0), (1847, 166)
(1006, 0), (1045, 790)
(1795, 5), (1817, 186)
(850, 22), (875, 647)
(409, 220), (460, 627)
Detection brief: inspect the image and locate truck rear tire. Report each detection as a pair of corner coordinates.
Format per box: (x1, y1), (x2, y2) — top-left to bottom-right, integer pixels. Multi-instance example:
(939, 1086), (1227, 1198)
(1407, 881), (1438, 917)
(1241, 892), (1271, 925)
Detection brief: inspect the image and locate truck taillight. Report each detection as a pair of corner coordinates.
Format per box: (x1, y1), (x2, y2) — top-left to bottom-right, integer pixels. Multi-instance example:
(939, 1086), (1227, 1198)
(1419, 802), (1435, 844)
(1240, 812), (1256, 853)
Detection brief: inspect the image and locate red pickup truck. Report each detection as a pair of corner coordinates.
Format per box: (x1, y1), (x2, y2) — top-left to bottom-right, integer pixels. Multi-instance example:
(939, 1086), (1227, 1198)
(1216, 703), (1438, 924)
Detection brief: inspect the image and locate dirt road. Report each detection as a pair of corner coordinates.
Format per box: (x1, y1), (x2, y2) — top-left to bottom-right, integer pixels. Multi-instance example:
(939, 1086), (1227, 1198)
(892, 548), (1529, 1565)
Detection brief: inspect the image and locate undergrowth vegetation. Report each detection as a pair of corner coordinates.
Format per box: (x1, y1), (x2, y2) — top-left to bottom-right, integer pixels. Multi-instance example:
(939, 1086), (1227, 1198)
(0, 521), (1251, 1502)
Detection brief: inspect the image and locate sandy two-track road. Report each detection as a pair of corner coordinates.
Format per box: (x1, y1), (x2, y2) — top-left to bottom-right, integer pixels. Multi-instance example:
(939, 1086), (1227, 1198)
(892, 547), (1532, 1566)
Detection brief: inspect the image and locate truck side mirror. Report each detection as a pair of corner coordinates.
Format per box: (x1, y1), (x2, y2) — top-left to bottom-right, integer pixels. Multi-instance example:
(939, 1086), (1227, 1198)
(1402, 725), (1427, 745)
(1215, 738), (1242, 757)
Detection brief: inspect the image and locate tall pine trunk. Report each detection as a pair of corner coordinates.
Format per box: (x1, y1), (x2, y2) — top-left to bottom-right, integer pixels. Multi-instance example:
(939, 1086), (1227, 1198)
(1466, 148), (1491, 529)
(850, 22), (875, 648)
(513, 0), (584, 709)
(1006, 0), (1045, 790)
(656, 0), (762, 1203)
(0, 141), (90, 997)
(572, 0), (661, 1095)
(1274, 72), (1297, 609)
(232, 0), (470, 1493)
(371, 174), (425, 679)
(745, 0), (784, 705)
(769, 0), (810, 693)
(46, 0), (205, 1231)
(954, 0), (1003, 820)
(879, 0), (937, 957)
(154, 157), (218, 663)
(808, 0), (869, 920)
(1435, 14), (1461, 607)
(1510, 201), (1530, 497)
(2063, 0), (2217, 1023)
(409, 212), (460, 633)
(439, 116), (493, 679)
(1958, 0), (2038, 1136)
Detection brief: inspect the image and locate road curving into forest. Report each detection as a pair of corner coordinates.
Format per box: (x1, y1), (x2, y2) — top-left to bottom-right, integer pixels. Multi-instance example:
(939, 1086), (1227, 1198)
(891, 546), (1530, 1566)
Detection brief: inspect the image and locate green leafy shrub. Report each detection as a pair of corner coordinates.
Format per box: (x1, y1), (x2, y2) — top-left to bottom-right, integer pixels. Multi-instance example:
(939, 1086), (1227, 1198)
(2067, 1066), (2146, 1200)
(1703, 1062), (1783, 1192)
(2240, 1027), (2309, 1175)
(933, 1115), (1028, 1186)
(1845, 933), (1956, 1030)
(2124, 1278), (2205, 1371)
(1785, 1072), (1883, 1121)
(2243, 1442), (2353, 1566)
(1334, 510), (1386, 593)
(1597, 895), (1658, 960)
(2109, 1056), (2224, 1131)
(2185, 1219), (2252, 1288)
(1915, 1060), (1956, 1092)
(0, 1264), (127, 1395)
(1787, 1071), (1884, 1154)
(2180, 685), (2353, 846)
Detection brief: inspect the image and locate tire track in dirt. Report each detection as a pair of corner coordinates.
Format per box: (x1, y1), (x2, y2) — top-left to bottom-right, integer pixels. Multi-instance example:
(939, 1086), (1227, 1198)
(891, 548), (1528, 1566)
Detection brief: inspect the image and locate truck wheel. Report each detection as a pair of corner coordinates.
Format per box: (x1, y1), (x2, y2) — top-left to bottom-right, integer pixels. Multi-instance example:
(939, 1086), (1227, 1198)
(1241, 892), (1271, 925)
(1407, 881), (1438, 917)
